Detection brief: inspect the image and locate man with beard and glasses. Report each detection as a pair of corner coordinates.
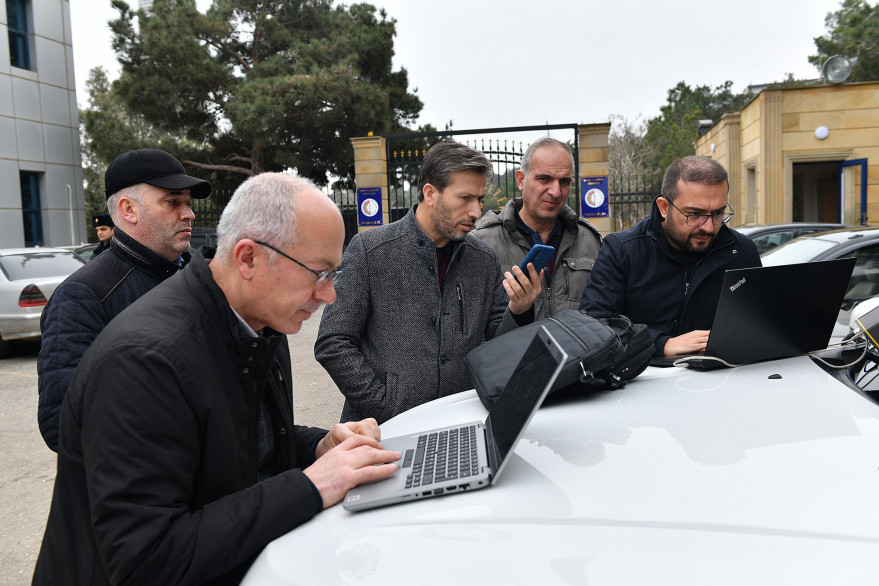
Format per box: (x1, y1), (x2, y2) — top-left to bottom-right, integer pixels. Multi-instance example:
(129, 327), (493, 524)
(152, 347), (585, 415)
(37, 148), (211, 451)
(316, 140), (541, 424)
(580, 156), (760, 358)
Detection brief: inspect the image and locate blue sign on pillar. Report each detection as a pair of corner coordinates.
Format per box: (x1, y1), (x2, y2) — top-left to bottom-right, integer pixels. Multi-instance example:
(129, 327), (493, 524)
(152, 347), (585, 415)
(580, 176), (609, 218)
(357, 187), (383, 226)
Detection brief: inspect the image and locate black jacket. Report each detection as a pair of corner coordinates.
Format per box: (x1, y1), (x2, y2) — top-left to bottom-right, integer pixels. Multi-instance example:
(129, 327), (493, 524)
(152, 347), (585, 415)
(92, 240), (110, 257)
(33, 253), (327, 585)
(580, 201), (761, 356)
(37, 228), (187, 451)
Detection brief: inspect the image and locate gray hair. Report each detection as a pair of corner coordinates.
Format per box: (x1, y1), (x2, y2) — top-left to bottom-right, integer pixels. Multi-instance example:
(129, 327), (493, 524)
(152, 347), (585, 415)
(660, 156), (729, 202)
(106, 183), (146, 224)
(520, 137), (574, 175)
(417, 141), (493, 201)
(215, 173), (317, 263)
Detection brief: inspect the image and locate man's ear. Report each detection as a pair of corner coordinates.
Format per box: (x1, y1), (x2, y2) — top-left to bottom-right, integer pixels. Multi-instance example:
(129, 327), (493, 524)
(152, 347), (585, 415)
(515, 169), (526, 191)
(656, 197), (670, 220)
(117, 197), (139, 225)
(233, 239), (259, 280)
(422, 183), (439, 207)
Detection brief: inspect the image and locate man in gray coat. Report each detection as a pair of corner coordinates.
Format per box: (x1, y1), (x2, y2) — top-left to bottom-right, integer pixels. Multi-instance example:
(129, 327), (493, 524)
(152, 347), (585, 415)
(473, 137), (601, 319)
(315, 141), (542, 424)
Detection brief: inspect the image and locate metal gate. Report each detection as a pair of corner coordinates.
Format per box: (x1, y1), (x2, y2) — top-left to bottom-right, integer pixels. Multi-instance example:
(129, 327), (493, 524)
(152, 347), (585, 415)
(608, 172), (662, 231)
(382, 124), (581, 221)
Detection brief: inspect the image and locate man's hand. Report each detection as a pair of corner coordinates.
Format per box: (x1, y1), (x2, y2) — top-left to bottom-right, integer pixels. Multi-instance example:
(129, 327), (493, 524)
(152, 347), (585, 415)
(504, 264), (543, 315)
(304, 433), (401, 508)
(315, 419), (381, 458)
(663, 330), (710, 357)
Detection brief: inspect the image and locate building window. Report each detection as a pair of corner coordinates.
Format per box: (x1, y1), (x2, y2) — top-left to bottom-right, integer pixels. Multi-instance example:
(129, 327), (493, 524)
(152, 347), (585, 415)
(20, 172), (43, 246)
(7, 0), (31, 70)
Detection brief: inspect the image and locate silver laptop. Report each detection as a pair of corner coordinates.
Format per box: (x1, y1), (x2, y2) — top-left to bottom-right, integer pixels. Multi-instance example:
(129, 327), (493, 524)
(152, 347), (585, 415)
(343, 326), (568, 512)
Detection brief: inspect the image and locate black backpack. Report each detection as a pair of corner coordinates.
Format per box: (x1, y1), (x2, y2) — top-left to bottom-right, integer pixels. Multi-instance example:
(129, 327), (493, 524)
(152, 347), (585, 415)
(465, 310), (654, 411)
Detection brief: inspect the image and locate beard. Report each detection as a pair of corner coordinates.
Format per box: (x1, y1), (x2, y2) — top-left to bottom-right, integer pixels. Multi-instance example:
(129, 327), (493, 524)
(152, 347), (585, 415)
(432, 195), (470, 243)
(663, 218), (717, 253)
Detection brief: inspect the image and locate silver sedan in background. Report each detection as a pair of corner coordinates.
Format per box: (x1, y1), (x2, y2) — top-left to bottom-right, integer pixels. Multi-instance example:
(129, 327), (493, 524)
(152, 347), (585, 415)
(0, 248), (84, 357)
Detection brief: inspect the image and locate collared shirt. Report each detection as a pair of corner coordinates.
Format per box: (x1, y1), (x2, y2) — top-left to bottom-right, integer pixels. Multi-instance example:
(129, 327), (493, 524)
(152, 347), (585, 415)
(436, 243), (452, 290)
(231, 308), (275, 481)
(231, 306), (323, 509)
(514, 209), (565, 280)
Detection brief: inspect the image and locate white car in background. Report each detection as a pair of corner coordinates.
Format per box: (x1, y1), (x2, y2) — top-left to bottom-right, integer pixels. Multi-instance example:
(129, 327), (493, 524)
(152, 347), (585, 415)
(243, 354), (879, 585)
(0, 248), (84, 357)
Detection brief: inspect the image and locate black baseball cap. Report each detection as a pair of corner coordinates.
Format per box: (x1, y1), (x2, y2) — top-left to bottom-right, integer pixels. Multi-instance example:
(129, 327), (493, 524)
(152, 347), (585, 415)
(104, 148), (212, 199)
(92, 213), (114, 228)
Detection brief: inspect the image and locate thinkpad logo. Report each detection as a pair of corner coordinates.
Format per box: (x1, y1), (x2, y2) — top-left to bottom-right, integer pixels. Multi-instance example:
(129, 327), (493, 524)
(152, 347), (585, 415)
(729, 277), (746, 292)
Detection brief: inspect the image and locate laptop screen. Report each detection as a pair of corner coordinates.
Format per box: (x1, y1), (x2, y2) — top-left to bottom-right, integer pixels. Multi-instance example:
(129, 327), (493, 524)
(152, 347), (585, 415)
(706, 257), (856, 364)
(483, 327), (566, 480)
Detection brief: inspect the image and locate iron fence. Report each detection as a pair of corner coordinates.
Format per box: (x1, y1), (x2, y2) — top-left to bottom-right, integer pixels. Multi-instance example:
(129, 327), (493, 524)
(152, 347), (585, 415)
(191, 193), (226, 229)
(191, 182), (360, 246)
(384, 124), (581, 221)
(609, 172), (662, 231)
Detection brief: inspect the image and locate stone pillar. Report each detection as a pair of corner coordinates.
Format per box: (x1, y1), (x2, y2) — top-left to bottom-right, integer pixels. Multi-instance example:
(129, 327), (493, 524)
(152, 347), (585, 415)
(350, 135), (389, 231)
(577, 123), (612, 234)
(761, 90), (784, 223)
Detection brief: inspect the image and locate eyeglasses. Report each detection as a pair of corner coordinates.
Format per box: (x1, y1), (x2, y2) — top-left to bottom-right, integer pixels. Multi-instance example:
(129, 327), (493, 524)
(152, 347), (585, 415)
(666, 199), (735, 227)
(253, 240), (341, 286)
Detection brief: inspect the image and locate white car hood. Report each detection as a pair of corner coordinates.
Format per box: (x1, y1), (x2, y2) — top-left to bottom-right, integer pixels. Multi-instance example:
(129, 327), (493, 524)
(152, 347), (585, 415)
(244, 357), (879, 585)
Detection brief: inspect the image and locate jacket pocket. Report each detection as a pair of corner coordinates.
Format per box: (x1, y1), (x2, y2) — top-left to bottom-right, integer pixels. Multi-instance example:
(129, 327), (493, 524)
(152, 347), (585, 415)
(378, 371), (401, 423)
(456, 283), (465, 335)
(560, 255), (596, 300)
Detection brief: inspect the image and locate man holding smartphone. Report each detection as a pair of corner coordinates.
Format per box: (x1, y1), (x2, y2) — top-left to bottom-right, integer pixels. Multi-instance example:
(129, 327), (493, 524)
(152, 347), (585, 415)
(316, 141), (542, 424)
(474, 137), (602, 320)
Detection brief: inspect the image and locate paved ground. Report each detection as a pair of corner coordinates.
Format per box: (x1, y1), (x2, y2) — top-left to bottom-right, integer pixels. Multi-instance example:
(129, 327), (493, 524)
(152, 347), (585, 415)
(0, 308), (343, 585)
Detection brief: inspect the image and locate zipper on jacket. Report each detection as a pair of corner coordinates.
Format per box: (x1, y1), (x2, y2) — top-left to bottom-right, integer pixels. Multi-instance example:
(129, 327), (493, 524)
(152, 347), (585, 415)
(456, 284), (465, 334)
(685, 254), (712, 296)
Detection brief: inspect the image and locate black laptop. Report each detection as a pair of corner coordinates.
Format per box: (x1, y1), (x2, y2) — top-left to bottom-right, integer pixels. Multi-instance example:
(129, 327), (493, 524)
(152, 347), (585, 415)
(657, 257), (856, 368)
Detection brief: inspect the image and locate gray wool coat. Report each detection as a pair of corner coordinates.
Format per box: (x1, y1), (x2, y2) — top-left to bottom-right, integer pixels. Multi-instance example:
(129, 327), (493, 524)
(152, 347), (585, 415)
(315, 206), (522, 424)
(473, 198), (602, 320)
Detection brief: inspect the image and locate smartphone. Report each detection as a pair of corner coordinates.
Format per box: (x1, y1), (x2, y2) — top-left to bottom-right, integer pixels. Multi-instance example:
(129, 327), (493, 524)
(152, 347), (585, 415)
(517, 244), (555, 279)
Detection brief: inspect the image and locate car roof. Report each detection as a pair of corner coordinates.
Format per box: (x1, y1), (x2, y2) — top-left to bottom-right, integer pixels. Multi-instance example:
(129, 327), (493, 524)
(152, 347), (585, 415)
(783, 225), (879, 245)
(735, 222), (848, 236)
(0, 247), (75, 255)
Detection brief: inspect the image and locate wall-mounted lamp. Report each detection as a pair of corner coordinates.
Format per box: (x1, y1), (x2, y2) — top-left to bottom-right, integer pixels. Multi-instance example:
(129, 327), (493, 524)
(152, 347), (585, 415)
(710, 143), (716, 153)
(815, 126), (829, 140)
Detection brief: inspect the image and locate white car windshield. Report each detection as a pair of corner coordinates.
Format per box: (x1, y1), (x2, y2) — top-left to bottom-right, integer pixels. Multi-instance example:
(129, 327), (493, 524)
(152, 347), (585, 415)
(761, 238), (839, 266)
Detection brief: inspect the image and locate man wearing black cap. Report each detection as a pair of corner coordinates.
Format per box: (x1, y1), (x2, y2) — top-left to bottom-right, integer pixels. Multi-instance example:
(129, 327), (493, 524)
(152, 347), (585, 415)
(37, 148), (211, 451)
(91, 213), (114, 257)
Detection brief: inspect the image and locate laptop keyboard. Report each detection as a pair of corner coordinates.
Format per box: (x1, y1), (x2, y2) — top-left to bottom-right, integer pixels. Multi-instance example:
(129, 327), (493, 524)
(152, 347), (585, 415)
(404, 425), (479, 489)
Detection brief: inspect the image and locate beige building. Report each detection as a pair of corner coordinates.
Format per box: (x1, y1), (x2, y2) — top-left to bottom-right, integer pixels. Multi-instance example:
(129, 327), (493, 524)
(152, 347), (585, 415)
(695, 81), (878, 227)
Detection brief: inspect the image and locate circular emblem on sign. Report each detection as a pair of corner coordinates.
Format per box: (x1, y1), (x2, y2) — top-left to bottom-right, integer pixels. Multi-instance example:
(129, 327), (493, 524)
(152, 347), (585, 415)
(361, 198), (379, 217)
(585, 189), (605, 208)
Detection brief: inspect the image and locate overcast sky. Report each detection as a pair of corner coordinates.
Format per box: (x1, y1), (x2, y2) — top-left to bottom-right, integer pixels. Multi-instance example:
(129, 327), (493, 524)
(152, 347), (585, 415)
(70, 0), (844, 133)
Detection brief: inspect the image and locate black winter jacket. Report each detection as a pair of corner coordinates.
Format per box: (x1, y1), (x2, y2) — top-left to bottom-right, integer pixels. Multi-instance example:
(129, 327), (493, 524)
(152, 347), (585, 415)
(580, 201), (761, 356)
(37, 228), (187, 451)
(33, 252), (327, 585)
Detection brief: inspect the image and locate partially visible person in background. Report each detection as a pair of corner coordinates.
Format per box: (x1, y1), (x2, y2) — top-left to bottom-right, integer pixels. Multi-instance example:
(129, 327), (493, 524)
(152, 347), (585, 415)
(37, 148), (211, 451)
(91, 213), (114, 257)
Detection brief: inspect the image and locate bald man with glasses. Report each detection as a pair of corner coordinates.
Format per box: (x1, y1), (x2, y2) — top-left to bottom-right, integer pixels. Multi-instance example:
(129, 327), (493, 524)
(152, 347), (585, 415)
(580, 156), (760, 358)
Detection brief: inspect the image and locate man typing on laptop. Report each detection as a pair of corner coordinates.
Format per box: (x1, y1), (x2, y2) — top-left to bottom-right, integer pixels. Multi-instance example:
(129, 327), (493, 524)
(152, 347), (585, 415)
(580, 156), (760, 358)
